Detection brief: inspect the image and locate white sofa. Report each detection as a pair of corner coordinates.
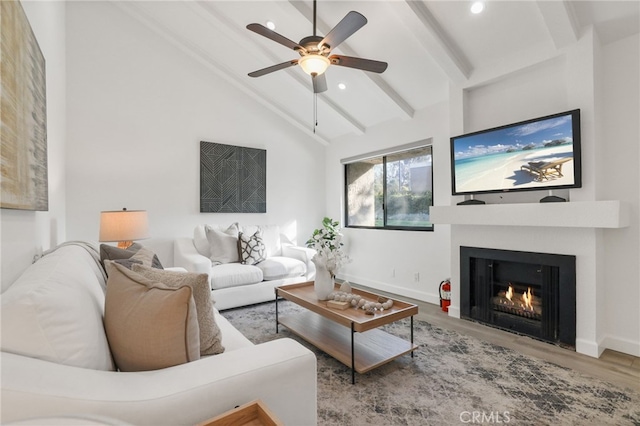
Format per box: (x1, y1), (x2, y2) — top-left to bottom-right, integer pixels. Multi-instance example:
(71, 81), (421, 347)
(0, 243), (317, 425)
(174, 224), (316, 310)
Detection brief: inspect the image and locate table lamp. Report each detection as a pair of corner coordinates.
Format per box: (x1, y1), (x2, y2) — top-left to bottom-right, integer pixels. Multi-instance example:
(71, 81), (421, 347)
(99, 208), (149, 249)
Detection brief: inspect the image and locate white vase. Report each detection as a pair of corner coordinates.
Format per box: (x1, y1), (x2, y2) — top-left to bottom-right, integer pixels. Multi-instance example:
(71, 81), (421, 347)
(312, 257), (334, 301)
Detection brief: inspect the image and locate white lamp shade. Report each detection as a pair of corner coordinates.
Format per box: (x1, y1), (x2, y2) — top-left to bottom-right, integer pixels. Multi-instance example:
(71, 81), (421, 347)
(298, 54), (330, 76)
(99, 210), (149, 243)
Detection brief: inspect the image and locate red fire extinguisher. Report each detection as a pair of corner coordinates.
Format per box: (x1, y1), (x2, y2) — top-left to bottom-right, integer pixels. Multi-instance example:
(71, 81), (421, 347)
(439, 279), (451, 312)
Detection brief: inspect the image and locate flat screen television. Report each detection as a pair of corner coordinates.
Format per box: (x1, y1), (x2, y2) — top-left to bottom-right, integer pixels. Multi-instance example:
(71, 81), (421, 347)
(450, 109), (581, 197)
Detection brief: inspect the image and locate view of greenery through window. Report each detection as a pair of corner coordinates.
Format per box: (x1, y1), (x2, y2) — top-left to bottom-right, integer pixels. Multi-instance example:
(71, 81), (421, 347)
(345, 145), (433, 230)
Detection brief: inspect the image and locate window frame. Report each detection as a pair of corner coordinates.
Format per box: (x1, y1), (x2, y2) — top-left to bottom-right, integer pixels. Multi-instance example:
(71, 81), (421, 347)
(343, 143), (434, 232)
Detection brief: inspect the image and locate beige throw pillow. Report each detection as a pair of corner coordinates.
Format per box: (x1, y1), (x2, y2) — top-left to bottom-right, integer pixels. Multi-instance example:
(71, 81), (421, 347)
(104, 262), (200, 371)
(205, 223), (240, 265)
(132, 264), (224, 356)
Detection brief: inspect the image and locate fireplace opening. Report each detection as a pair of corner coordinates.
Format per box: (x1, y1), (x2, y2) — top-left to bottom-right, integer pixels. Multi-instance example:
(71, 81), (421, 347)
(461, 247), (576, 348)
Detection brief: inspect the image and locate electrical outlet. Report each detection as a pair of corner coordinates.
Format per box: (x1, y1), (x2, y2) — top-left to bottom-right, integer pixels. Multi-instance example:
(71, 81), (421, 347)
(391, 268), (395, 278)
(414, 272), (420, 282)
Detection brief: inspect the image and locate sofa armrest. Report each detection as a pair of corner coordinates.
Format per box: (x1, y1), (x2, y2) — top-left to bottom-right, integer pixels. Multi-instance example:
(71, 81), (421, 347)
(1, 338), (317, 426)
(282, 245), (316, 280)
(174, 237), (211, 275)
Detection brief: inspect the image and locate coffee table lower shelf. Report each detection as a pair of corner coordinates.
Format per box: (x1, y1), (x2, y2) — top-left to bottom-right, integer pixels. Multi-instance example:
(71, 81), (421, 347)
(278, 310), (417, 374)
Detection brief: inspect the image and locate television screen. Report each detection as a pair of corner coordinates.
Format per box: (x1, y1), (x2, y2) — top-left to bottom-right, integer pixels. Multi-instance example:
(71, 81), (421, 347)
(451, 109), (581, 196)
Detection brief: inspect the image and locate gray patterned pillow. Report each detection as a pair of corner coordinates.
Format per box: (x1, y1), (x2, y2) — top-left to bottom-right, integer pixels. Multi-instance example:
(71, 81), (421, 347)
(238, 230), (266, 265)
(100, 243), (163, 270)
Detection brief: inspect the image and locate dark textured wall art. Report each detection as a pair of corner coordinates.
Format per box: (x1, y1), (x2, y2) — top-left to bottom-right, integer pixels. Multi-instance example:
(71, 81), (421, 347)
(1, 0), (48, 211)
(200, 142), (266, 213)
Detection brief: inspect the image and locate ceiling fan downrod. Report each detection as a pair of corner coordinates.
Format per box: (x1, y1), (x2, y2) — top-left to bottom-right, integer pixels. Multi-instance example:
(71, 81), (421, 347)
(313, 0), (317, 36)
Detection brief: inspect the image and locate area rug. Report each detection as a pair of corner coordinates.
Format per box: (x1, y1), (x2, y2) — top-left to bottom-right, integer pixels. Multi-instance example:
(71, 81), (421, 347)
(223, 301), (640, 426)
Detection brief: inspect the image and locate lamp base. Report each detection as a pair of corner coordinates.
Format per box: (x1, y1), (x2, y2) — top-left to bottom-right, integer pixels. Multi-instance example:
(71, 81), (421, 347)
(117, 241), (134, 249)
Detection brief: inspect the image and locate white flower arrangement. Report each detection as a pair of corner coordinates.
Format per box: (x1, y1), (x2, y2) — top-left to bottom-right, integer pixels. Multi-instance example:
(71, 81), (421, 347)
(306, 217), (352, 278)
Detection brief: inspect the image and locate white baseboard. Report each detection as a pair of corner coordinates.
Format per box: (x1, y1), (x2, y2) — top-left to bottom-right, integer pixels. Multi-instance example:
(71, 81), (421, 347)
(600, 334), (640, 357)
(575, 337), (605, 358)
(447, 306), (461, 319)
(338, 273), (438, 305)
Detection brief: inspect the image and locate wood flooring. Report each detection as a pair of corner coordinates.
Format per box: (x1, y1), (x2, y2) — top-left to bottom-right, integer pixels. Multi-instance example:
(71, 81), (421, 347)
(358, 285), (640, 393)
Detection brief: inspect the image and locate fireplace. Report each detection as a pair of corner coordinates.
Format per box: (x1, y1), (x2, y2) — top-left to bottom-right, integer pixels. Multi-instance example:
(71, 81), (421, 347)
(460, 247), (576, 348)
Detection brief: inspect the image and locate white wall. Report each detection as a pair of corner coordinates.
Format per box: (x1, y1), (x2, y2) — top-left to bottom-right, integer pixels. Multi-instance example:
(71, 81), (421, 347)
(1, 1), (66, 292)
(327, 29), (639, 357)
(601, 33), (640, 356)
(446, 30), (639, 357)
(65, 2), (326, 264)
(326, 103), (452, 304)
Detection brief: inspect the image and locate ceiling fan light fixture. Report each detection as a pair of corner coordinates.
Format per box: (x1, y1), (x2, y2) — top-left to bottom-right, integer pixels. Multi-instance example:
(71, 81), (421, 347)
(470, 1), (485, 14)
(298, 54), (330, 76)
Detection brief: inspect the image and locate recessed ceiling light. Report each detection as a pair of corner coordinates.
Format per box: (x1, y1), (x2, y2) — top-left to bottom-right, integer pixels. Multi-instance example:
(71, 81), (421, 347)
(470, 1), (485, 14)
(338, 83), (347, 90)
(266, 20), (276, 30)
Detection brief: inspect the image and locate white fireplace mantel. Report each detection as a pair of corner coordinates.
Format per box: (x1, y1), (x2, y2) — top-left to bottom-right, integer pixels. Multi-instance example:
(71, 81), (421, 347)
(430, 200), (629, 229)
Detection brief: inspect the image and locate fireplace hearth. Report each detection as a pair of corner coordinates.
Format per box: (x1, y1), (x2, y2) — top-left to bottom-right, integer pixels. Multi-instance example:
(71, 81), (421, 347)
(460, 247), (576, 348)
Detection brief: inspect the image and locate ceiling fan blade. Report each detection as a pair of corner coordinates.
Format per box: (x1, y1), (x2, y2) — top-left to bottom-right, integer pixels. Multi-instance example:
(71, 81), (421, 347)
(319, 11), (367, 51)
(329, 55), (388, 73)
(247, 23), (304, 51)
(248, 60), (299, 77)
(312, 73), (327, 93)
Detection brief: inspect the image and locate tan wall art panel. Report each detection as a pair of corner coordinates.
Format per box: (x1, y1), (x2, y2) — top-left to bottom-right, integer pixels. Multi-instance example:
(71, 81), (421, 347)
(1, 0), (48, 211)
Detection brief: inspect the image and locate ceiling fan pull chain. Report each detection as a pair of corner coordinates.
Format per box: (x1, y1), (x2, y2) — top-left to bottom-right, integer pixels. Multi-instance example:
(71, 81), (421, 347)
(313, 93), (318, 133)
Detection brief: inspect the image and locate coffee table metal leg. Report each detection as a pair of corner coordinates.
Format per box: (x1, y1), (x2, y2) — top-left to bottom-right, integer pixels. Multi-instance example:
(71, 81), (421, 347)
(275, 289), (279, 334)
(411, 315), (414, 358)
(351, 322), (355, 384)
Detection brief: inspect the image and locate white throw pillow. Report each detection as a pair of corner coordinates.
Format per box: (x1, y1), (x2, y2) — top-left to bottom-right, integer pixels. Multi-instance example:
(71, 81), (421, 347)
(260, 225), (282, 257)
(193, 225), (210, 257)
(206, 223), (240, 265)
(0, 246), (115, 371)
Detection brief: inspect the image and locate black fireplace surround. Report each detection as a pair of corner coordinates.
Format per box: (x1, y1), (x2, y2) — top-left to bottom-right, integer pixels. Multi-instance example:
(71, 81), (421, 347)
(460, 246), (576, 348)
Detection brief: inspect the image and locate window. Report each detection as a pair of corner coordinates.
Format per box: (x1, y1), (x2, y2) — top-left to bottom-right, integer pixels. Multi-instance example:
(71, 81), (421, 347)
(344, 144), (433, 230)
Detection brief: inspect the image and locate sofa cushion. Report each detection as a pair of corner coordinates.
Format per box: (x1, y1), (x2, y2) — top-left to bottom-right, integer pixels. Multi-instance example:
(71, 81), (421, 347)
(238, 230), (266, 265)
(104, 262), (200, 371)
(258, 256), (307, 281)
(100, 243), (163, 270)
(0, 245), (115, 371)
(210, 263), (263, 290)
(132, 264), (225, 356)
(205, 223), (240, 265)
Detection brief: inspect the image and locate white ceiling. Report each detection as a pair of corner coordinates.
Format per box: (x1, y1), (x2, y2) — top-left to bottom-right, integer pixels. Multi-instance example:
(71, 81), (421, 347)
(114, 1), (640, 145)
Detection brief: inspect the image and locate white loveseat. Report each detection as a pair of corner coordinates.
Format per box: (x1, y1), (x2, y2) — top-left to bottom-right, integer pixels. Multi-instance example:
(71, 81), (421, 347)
(174, 224), (316, 310)
(0, 243), (317, 425)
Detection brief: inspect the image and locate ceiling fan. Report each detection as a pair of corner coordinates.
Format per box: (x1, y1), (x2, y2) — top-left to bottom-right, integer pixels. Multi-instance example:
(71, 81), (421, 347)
(246, 0), (388, 94)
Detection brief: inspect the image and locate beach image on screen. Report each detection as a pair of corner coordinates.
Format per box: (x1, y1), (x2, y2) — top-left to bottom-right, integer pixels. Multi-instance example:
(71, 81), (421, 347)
(453, 113), (576, 193)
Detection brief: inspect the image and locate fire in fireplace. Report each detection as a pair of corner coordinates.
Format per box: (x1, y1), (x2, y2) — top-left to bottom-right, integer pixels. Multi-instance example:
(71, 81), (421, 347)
(494, 283), (541, 320)
(460, 247), (576, 348)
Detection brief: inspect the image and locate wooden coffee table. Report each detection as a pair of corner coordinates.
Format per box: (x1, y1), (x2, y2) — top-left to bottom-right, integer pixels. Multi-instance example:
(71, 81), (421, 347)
(275, 282), (418, 384)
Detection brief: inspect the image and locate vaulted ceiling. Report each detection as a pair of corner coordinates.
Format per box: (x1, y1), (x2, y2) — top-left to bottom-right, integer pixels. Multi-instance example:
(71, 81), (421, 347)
(115, 1), (639, 145)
